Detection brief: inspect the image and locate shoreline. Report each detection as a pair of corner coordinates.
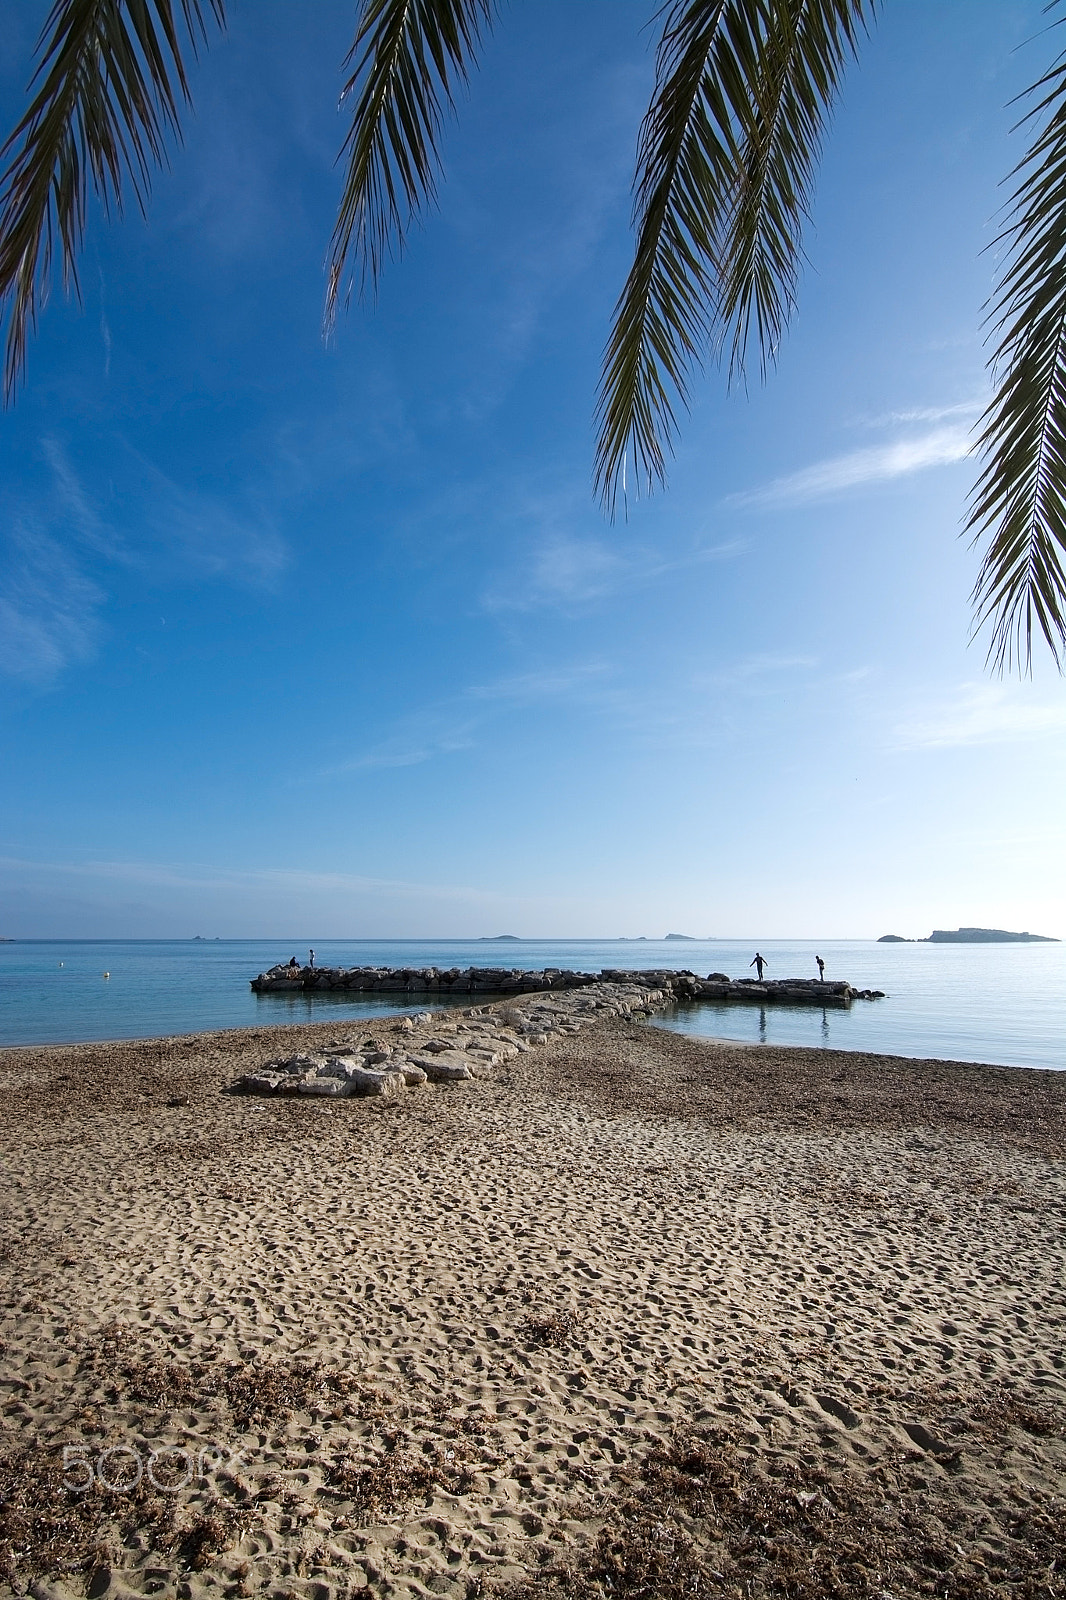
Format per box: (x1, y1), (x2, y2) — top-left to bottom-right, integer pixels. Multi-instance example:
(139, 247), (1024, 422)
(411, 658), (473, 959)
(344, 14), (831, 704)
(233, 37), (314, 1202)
(4, 939), (1063, 1073)
(1, 1010), (1064, 1596)
(0, 1009), (1056, 1074)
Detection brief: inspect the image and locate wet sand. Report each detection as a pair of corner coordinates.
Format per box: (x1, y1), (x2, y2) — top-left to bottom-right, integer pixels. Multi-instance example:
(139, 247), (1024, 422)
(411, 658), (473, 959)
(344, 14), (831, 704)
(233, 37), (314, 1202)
(1, 1013), (1064, 1598)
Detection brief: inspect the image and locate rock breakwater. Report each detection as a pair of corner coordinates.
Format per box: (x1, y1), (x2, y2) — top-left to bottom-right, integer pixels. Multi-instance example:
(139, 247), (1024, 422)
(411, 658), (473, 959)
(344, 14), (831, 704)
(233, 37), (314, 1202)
(251, 963), (884, 1005)
(234, 980), (667, 1099)
(234, 970), (887, 1099)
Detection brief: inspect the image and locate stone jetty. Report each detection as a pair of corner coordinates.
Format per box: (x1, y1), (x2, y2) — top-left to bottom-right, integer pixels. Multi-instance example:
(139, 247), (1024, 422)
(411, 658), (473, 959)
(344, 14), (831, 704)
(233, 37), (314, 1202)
(251, 962), (885, 1006)
(234, 979), (669, 1099)
(235, 971), (886, 1100)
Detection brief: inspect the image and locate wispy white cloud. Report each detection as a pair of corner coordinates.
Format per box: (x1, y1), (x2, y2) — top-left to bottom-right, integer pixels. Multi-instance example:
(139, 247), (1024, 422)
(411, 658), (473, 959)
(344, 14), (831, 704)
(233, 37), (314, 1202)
(441, 57), (642, 414)
(466, 664), (610, 703)
(0, 440), (288, 685)
(727, 424), (973, 511)
(319, 661), (615, 776)
(44, 434), (287, 582)
(0, 523), (105, 683)
(98, 267), (112, 380)
(325, 724), (478, 774)
(113, 446), (287, 585)
(40, 437), (123, 560)
(698, 653), (817, 688)
(481, 535), (624, 611)
(856, 399), (983, 429)
(891, 683), (1066, 750)
(0, 853), (512, 907)
(483, 532), (746, 612)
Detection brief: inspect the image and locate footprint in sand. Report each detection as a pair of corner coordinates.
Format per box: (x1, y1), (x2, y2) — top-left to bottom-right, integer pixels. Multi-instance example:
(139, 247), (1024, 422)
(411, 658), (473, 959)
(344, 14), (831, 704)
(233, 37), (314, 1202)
(815, 1393), (862, 1429)
(902, 1420), (956, 1457)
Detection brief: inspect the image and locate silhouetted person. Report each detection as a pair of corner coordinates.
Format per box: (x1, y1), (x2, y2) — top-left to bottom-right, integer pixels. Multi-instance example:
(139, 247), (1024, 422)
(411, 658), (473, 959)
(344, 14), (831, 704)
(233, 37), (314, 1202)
(750, 952), (767, 980)
(309, 948), (315, 968)
(287, 956), (298, 969)
(816, 955), (825, 981)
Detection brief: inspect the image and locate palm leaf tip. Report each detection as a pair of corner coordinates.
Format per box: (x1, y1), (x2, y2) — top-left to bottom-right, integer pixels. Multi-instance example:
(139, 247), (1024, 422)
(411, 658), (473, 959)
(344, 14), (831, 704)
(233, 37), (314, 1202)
(594, 0), (874, 515)
(325, 0), (495, 333)
(0, 0), (225, 401)
(967, 52), (1066, 673)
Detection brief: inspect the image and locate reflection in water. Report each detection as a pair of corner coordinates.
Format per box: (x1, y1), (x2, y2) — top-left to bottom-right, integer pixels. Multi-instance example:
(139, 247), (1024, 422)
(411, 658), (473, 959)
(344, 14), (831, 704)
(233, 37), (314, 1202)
(254, 991), (472, 1023)
(758, 1006), (767, 1044)
(821, 1006), (830, 1046)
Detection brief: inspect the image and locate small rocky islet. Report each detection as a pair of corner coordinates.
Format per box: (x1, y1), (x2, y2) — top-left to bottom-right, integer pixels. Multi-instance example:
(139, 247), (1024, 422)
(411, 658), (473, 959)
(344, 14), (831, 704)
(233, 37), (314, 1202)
(236, 966), (886, 1100)
(878, 926), (1058, 943)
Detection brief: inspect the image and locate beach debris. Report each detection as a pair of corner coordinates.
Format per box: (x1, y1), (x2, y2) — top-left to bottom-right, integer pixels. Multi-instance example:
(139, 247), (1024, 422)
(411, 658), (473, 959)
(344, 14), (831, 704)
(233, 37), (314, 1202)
(520, 1307), (580, 1347)
(495, 1422), (1066, 1600)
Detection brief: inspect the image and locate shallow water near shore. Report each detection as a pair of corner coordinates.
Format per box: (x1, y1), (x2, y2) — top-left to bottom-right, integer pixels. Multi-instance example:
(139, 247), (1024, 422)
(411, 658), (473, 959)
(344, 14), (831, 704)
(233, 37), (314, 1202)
(0, 936), (1062, 1068)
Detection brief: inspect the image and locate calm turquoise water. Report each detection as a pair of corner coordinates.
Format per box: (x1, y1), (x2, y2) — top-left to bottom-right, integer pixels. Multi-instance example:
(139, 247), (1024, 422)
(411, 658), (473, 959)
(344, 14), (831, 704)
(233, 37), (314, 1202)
(0, 938), (1062, 1070)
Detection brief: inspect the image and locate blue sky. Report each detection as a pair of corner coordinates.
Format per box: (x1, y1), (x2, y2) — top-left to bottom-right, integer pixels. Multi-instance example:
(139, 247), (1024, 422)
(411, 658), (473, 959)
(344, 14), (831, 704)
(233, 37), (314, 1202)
(1, 0), (1064, 940)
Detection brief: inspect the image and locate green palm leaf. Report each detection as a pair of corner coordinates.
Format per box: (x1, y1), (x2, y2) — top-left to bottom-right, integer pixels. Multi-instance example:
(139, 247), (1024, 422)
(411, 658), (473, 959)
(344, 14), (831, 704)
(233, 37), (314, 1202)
(595, 0), (873, 512)
(968, 51), (1066, 673)
(0, 0), (225, 400)
(326, 0), (494, 329)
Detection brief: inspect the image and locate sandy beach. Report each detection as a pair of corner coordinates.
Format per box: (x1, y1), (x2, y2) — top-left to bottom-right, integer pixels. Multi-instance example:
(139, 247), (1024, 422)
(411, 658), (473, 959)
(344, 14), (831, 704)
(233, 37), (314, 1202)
(1, 1010), (1064, 1598)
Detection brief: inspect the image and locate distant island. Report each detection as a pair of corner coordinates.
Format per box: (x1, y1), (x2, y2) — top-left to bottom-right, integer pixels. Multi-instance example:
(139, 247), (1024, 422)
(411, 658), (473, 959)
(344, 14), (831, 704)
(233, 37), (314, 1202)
(478, 935), (522, 941)
(879, 927), (1059, 944)
(664, 933), (697, 941)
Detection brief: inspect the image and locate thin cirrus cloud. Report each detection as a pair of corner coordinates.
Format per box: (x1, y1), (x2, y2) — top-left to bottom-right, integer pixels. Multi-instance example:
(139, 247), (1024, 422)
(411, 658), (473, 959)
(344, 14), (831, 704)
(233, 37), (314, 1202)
(726, 423), (974, 511)
(323, 725), (479, 774)
(891, 684), (1066, 751)
(0, 524), (105, 683)
(0, 443), (119, 684)
(41, 435), (287, 585)
(0, 438), (288, 688)
(465, 663), (611, 704)
(482, 533), (746, 612)
(856, 399), (984, 429)
(0, 854), (499, 902)
(319, 663), (613, 776)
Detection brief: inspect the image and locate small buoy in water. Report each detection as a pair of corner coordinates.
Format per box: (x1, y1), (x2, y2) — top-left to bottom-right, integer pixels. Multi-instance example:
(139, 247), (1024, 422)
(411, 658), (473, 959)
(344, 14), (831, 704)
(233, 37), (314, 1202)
(59, 961), (63, 967)
(103, 971), (110, 979)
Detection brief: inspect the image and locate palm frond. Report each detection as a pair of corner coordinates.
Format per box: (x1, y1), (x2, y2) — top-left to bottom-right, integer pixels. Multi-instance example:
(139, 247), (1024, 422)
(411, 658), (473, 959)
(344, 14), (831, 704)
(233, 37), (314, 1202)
(968, 52), (1066, 674)
(595, 0), (873, 513)
(326, 0), (494, 330)
(0, 0), (224, 400)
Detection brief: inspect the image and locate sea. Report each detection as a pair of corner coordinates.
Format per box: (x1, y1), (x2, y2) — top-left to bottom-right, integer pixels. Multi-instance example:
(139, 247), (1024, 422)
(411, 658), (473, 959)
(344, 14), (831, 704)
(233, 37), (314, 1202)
(0, 938), (1062, 1071)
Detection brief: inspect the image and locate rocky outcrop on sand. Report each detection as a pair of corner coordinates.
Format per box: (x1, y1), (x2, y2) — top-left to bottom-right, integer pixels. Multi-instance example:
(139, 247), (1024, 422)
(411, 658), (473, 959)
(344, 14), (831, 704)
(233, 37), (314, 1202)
(251, 963), (885, 1005)
(234, 980), (669, 1098)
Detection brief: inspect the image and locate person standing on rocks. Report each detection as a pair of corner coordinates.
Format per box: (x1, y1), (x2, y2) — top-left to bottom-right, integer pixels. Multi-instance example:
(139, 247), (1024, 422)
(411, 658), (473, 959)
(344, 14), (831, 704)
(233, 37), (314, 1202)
(750, 952), (767, 981)
(309, 949), (315, 968)
(816, 955), (825, 981)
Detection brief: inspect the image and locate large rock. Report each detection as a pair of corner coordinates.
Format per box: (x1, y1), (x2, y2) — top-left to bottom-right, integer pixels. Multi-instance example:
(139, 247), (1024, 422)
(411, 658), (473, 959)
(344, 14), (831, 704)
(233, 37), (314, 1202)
(319, 1057), (406, 1099)
(298, 1076), (351, 1098)
(409, 1050), (475, 1082)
